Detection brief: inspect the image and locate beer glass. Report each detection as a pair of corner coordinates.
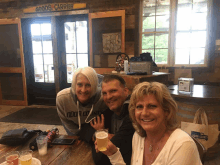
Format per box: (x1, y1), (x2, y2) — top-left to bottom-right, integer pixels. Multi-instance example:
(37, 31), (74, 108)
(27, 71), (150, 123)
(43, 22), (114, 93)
(95, 129), (108, 151)
(5, 151), (19, 165)
(19, 150), (33, 165)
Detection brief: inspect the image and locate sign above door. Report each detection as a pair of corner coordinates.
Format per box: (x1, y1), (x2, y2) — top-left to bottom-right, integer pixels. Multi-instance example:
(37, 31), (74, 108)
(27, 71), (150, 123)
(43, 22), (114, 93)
(23, 3), (86, 14)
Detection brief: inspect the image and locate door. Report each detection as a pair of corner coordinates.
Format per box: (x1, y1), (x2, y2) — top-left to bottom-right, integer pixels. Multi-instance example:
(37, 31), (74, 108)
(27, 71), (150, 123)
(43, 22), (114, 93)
(0, 18), (28, 106)
(21, 15), (89, 105)
(56, 14), (89, 90)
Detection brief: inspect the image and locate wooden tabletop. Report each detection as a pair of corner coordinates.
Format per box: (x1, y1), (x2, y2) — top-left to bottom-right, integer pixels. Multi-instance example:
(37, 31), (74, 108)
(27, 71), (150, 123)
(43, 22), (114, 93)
(104, 71), (170, 78)
(168, 85), (220, 104)
(0, 123), (95, 165)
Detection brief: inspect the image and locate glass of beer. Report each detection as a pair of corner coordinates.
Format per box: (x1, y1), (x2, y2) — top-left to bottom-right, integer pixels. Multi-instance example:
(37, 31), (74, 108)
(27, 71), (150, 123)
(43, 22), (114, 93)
(95, 129), (108, 151)
(5, 151), (19, 165)
(19, 150), (33, 165)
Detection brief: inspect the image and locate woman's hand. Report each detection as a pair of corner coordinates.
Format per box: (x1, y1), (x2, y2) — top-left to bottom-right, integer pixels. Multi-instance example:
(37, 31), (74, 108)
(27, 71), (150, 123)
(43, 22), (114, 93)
(95, 140), (118, 156)
(90, 114), (105, 130)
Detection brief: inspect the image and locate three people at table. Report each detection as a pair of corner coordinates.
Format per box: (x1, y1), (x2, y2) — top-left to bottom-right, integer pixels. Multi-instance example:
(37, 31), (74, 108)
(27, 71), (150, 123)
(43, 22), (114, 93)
(95, 82), (202, 165)
(56, 66), (202, 164)
(56, 67), (134, 165)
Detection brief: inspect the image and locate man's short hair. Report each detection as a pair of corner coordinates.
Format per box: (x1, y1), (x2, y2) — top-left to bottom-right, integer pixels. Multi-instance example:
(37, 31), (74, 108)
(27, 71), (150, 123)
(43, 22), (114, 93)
(102, 74), (126, 88)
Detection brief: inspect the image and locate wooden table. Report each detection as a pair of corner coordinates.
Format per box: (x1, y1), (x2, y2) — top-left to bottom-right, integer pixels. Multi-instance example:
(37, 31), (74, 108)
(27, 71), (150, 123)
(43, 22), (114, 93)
(0, 123), (95, 165)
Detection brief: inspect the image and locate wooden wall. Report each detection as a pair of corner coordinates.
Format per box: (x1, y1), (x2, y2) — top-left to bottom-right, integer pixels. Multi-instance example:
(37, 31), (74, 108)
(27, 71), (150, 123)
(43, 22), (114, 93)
(0, 0), (138, 75)
(0, 0), (220, 84)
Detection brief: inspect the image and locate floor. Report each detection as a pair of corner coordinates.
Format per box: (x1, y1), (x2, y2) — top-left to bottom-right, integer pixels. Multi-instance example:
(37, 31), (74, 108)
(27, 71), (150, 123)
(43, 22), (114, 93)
(0, 105), (219, 165)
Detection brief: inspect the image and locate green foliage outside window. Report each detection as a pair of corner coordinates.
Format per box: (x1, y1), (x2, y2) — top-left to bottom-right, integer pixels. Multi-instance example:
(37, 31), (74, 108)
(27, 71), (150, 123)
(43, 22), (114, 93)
(142, 17), (168, 64)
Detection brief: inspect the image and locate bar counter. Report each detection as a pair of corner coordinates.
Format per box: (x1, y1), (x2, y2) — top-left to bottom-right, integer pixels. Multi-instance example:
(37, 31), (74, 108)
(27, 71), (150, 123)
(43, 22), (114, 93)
(168, 85), (220, 129)
(103, 72), (169, 92)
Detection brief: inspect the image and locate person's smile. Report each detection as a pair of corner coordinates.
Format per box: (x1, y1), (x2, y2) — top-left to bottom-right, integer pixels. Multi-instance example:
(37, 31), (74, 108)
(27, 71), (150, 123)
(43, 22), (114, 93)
(135, 94), (167, 133)
(76, 74), (92, 104)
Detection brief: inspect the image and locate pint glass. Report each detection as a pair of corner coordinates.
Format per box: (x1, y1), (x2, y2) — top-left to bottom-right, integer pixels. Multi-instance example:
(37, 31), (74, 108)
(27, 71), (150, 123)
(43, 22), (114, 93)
(95, 129), (108, 151)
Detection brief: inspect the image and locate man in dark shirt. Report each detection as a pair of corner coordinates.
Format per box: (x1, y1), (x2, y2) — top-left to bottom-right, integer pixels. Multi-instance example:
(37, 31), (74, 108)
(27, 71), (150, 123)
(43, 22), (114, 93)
(90, 74), (135, 165)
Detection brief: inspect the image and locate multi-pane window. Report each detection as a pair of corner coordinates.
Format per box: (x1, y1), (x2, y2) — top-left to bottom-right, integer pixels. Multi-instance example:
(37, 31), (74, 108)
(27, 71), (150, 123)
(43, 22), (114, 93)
(141, 0), (210, 67)
(65, 20), (88, 83)
(31, 23), (54, 83)
(142, 0), (170, 64)
(176, 0), (207, 65)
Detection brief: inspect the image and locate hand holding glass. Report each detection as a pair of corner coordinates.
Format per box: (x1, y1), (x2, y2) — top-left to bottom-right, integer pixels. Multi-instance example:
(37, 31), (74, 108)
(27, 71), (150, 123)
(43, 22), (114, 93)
(95, 129), (108, 151)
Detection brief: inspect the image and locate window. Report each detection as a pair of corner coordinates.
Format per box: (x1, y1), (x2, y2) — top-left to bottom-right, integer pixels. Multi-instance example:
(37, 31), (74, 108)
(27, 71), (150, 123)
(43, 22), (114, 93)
(64, 20), (88, 83)
(31, 22), (54, 83)
(140, 0), (211, 67)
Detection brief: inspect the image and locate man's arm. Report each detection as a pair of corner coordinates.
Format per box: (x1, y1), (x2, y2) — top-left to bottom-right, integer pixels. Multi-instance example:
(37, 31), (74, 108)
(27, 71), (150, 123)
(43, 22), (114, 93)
(92, 113), (134, 165)
(110, 116), (134, 165)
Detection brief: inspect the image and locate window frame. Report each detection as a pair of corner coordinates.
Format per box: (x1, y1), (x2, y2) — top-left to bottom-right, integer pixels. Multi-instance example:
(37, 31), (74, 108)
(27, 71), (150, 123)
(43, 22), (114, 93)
(139, 0), (213, 68)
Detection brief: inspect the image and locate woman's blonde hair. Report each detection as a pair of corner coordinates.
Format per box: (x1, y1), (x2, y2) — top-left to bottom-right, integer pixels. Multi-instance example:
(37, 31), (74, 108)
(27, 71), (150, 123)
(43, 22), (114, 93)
(129, 82), (178, 137)
(71, 67), (98, 97)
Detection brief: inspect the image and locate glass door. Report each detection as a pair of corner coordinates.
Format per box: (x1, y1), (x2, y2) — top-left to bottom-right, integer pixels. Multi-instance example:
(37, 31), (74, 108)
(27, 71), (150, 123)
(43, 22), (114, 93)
(21, 15), (89, 105)
(31, 21), (54, 83)
(56, 14), (89, 90)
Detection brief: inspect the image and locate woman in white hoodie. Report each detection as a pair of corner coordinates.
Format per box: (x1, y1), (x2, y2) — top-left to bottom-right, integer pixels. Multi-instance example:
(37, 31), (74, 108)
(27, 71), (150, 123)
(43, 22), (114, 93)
(56, 67), (108, 143)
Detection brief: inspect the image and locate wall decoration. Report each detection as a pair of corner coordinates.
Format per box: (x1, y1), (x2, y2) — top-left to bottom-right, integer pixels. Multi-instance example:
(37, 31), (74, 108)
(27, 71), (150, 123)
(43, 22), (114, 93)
(102, 33), (121, 53)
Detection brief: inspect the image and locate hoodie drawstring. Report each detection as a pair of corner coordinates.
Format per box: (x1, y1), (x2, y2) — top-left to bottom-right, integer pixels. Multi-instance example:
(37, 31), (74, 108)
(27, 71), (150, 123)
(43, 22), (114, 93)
(77, 101), (94, 130)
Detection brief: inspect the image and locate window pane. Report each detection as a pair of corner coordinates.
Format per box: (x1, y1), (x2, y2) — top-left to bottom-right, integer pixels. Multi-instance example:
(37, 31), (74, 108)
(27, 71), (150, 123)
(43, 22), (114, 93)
(157, 0), (170, 6)
(175, 48), (189, 64)
(178, 0), (191, 4)
(143, 16), (155, 32)
(192, 13), (207, 30)
(66, 54), (77, 65)
(142, 49), (154, 59)
(44, 54), (53, 65)
(66, 54), (77, 83)
(65, 22), (76, 54)
(32, 41), (42, 54)
(191, 31), (206, 47)
(34, 65), (44, 82)
(142, 34), (154, 49)
(31, 24), (41, 36)
(190, 48), (205, 64)
(176, 32), (190, 48)
(76, 21), (88, 53)
(143, 0), (156, 7)
(155, 49), (168, 64)
(143, 7), (155, 17)
(156, 2), (170, 15)
(41, 24), (51, 35)
(67, 64), (74, 83)
(77, 54), (88, 68)
(155, 33), (168, 48)
(44, 64), (54, 83)
(156, 15), (169, 32)
(193, 0), (207, 13)
(177, 3), (192, 31)
(43, 41), (53, 53)
(33, 55), (43, 65)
